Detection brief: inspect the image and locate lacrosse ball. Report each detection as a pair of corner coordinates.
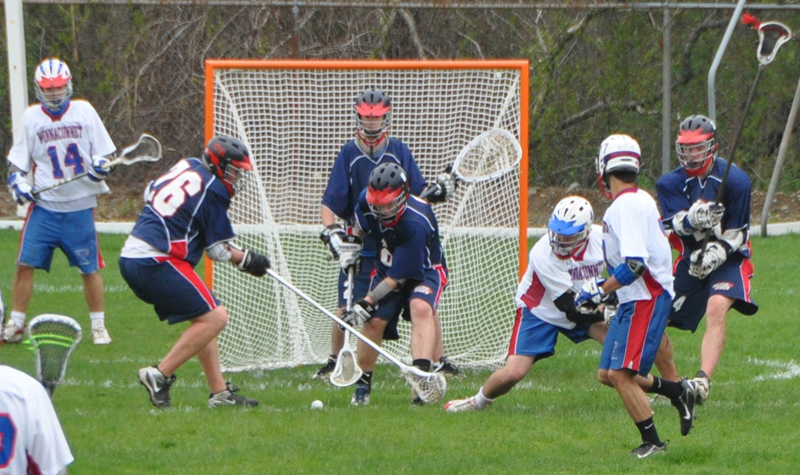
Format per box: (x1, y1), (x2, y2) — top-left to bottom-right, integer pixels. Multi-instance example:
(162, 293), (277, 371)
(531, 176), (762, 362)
(311, 400), (324, 410)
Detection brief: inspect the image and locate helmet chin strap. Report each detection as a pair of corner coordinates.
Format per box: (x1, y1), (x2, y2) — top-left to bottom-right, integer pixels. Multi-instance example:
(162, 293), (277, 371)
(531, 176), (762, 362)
(356, 135), (388, 159)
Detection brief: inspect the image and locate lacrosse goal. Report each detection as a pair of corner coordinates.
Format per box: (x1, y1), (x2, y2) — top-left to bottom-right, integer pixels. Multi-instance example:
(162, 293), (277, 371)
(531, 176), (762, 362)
(205, 59), (529, 371)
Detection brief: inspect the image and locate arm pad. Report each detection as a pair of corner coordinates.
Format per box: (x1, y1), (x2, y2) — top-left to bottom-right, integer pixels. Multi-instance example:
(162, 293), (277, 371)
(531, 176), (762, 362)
(206, 242), (232, 263)
(714, 226), (746, 254)
(366, 278), (399, 304)
(613, 257), (646, 286)
(554, 291), (603, 324)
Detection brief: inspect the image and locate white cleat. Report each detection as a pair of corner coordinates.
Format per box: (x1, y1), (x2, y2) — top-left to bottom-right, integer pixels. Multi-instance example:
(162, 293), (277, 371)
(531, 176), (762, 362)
(689, 376), (710, 404)
(2, 321), (25, 344)
(443, 396), (486, 413)
(92, 326), (112, 345)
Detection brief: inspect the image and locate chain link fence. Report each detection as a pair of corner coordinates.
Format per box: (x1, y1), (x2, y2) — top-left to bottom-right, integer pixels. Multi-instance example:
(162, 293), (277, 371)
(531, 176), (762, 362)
(1, 4), (799, 220)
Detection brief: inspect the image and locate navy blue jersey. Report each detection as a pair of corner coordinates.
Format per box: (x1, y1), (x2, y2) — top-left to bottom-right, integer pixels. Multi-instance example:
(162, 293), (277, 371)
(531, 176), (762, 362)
(656, 157), (751, 258)
(130, 158), (235, 266)
(354, 191), (445, 282)
(321, 138), (426, 254)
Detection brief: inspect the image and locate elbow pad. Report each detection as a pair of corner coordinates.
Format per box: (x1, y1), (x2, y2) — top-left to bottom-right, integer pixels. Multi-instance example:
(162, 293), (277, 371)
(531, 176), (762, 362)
(613, 257), (647, 286)
(714, 226), (746, 254)
(207, 242), (232, 263)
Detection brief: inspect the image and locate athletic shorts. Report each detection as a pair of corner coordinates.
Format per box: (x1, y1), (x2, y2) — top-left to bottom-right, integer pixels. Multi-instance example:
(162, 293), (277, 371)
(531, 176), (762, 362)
(18, 205), (105, 274)
(507, 307), (594, 360)
(669, 253), (758, 332)
(337, 256), (377, 308)
(599, 291), (671, 376)
(119, 256), (220, 324)
(370, 264), (448, 341)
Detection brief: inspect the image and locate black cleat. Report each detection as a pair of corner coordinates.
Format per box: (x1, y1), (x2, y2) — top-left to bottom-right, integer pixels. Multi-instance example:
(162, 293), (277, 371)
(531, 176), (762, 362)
(138, 366), (176, 408)
(630, 441), (668, 458)
(671, 379), (697, 436)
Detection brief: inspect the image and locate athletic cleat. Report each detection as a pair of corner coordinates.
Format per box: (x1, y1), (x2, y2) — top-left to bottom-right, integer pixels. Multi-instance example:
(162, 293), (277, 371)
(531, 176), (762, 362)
(630, 441), (668, 459)
(138, 366), (176, 408)
(312, 357), (336, 381)
(351, 384), (371, 406)
(690, 376), (710, 405)
(2, 321), (25, 344)
(443, 396), (485, 412)
(671, 379), (697, 436)
(91, 326), (112, 345)
(436, 356), (465, 380)
(208, 382), (259, 408)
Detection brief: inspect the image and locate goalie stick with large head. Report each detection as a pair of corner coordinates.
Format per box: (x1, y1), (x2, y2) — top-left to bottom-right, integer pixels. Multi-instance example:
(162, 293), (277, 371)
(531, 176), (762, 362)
(329, 264), (364, 388)
(420, 128), (522, 199)
(26, 314), (82, 398)
(32, 133), (163, 197)
(265, 268), (447, 403)
(697, 17), (791, 257)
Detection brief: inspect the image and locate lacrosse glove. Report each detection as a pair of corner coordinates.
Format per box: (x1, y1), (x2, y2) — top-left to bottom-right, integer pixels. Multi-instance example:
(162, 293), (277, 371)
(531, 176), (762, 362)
(238, 249), (271, 277)
(88, 156), (113, 182)
(7, 172), (35, 205)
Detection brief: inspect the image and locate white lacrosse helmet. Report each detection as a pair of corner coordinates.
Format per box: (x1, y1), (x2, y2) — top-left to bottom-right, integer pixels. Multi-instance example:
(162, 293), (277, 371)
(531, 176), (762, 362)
(596, 134), (641, 198)
(548, 196), (594, 259)
(34, 58), (73, 116)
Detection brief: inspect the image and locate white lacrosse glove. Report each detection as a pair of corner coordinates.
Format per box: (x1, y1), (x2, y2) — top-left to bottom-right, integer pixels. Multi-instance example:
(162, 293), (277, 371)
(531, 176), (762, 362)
(88, 155), (113, 182)
(7, 172), (36, 205)
(338, 238), (362, 273)
(574, 278), (607, 314)
(319, 224), (346, 259)
(686, 200), (725, 231)
(602, 303), (618, 326)
(689, 241), (727, 279)
(426, 167), (456, 203)
(342, 298), (376, 327)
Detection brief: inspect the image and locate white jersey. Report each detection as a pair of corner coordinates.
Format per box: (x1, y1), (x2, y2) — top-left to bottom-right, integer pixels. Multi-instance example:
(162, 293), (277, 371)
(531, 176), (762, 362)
(0, 365), (74, 475)
(7, 100), (116, 211)
(602, 188), (674, 303)
(515, 225), (605, 329)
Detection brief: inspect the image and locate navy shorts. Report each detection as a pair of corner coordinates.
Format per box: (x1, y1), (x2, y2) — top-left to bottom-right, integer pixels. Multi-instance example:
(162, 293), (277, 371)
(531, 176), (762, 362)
(507, 307), (594, 360)
(18, 205), (104, 274)
(119, 256), (220, 324)
(669, 253), (758, 332)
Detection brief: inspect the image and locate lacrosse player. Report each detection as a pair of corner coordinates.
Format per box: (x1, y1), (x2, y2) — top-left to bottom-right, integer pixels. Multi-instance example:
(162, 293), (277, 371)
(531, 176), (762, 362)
(0, 364), (74, 474)
(120, 136), (266, 409)
(316, 88), (460, 382)
(578, 134), (695, 459)
(338, 162), (447, 405)
(3, 58), (114, 346)
(655, 115), (758, 403)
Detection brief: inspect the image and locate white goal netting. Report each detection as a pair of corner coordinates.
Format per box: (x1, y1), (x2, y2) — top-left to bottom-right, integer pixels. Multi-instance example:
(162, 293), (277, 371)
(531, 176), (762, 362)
(206, 60), (529, 371)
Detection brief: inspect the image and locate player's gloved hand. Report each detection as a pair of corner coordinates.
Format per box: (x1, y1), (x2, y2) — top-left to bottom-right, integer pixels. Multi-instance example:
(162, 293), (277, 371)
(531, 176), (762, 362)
(599, 289), (619, 325)
(687, 200), (725, 231)
(338, 235), (362, 273)
(320, 224), (346, 259)
(87, 155), (113, 182)
(689, 241), (727, 279)
(342, 298), (377, 327)
(574, 278), (607, 314)
(426, 166), (457, 203)
(237, 249), (271, 277)
(7, 172), (36, 205)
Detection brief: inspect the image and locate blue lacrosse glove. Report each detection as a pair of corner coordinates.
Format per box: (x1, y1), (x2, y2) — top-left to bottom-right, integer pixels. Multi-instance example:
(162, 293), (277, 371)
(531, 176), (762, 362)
(7, 172), (36, 205)
(574, 278), (607, 314)
(87, 156), (112, 182)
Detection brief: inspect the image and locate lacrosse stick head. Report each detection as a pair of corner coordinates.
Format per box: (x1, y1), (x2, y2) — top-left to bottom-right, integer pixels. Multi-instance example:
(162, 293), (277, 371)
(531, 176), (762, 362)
(329, 340), (363, 387)
(27, 314), (82, 397)
(118, 134), (163, 166)
(757, 21), (792, 66)
(403, 366), (447, 404)
(452, 129), (522, 184)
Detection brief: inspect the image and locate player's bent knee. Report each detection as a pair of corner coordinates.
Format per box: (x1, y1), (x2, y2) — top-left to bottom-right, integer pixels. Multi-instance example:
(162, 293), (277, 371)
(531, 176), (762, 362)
(408, 299), (434, 321)
(597, 369), (613, 387)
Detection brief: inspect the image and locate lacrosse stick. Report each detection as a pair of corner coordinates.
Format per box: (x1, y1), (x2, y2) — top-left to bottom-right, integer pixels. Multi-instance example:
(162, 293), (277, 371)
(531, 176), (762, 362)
(697, 18), (791, 256)
(329, 266), (364, 387)
(421, 128), (522, 199)
(26, 314), (82, 398)
(266, 268), (447, 403)
(33, 133), (163, 197)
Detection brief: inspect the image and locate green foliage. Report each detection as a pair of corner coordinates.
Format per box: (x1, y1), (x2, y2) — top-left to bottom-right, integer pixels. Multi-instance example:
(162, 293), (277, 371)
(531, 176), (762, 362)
(1, 230), (800, 474)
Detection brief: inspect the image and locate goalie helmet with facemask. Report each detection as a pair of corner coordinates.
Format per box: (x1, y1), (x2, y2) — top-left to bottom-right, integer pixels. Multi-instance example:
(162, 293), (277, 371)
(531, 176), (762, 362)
(548, 196), (594, 259)
(203, 135), (253, 196)
(367, 162), (409, 227)
(354, 88), (392, 157)
(596, 134), (641, 200)
(34, 58), (73, 117)
(676, 115), (717, 178)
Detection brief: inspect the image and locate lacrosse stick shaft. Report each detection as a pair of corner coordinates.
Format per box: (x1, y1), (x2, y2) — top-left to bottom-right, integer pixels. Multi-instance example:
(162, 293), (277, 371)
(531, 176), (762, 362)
(32, 158), (121, 197)
(698, 65), (764, 253)
(266, 268), (406, 369)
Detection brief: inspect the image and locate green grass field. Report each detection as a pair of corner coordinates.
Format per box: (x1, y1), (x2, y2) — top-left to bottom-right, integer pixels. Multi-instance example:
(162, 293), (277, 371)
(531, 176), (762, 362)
(1, 229), (799, 474)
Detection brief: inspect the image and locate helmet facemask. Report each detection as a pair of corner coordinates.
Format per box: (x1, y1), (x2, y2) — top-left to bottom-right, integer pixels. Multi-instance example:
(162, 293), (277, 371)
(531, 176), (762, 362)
(34, 59), (73, 117)
(223, 162), (252, 195)
(676, 133), (716, 177)
(354, 89), (392, 157)
(367, 185), (408, 227)
(548, 196), (593, 259)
